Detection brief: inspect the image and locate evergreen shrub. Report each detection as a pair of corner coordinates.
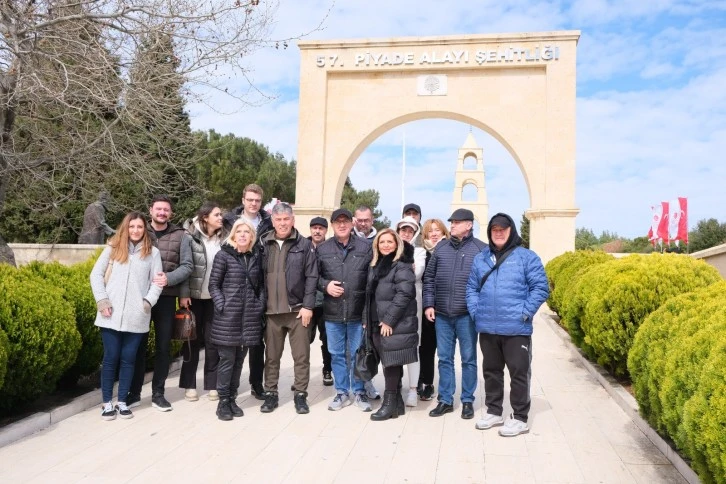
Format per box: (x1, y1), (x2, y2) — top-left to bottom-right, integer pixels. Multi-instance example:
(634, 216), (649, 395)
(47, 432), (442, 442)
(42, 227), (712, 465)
(0, 327), (8, 390)
(22, 259), (102, 386)
(628, 282), (726, 484)
(567, 254), (720, 376)
(0, 265), (82, 414)
(545, 250), (613, 315)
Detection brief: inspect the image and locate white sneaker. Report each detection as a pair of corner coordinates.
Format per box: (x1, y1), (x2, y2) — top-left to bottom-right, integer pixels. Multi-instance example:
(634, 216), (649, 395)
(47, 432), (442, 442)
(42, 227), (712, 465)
(498, 414), (529, 437)
(405, 390), (418, 407)
(207, 390), (219, 401)
(354, 393), (372, 412)
(475, 413), (504, 430)
(364, 381), (380, 400)
(328, 393), (352, 411)
(185, 389), (199, 401)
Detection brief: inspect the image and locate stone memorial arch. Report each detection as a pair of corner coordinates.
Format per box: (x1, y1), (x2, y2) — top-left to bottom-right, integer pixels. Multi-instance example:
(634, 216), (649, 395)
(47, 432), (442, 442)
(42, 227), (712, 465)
(295, 32), (580, 263)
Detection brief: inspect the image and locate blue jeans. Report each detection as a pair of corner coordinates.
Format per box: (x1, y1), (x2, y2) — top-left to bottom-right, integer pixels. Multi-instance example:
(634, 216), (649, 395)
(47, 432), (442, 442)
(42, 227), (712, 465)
(100, 328), (144, 403)
(435, 314), (478, 405)
(325, 321), (364, 395)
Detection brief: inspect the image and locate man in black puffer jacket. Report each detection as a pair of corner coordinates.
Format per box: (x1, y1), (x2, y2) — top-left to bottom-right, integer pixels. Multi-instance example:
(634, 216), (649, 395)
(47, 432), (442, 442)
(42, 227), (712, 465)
(423, 208), (486, 420)
(316, 208), (373, 412)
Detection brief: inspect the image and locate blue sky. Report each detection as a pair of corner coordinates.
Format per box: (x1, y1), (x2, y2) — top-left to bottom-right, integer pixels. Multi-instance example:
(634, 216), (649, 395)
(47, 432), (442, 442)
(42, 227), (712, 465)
(189, 0), (726, 239)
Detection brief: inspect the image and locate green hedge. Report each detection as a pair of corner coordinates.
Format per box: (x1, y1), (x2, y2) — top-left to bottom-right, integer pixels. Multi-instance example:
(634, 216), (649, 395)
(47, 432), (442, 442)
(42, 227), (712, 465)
(629, 281), (726, 484)
(22, 259), (103, 386)
(545, 250), (614, 314)
(0, 264), (82, 414)
(0, 326), (8, 391)
(563, 254), (720, 377)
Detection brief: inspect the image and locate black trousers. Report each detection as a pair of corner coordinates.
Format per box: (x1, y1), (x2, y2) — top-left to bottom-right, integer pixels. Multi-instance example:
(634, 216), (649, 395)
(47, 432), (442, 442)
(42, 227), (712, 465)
(372, 327), (403, 393)
(217, 345), (248, 399)
(309, 307), (332, 372)
(179, 298), (219, 391)
(418, 314), (437, 386)
(130, 295), (176, 397)
(248, 340), (264, 386)
(479, 333), (532, 422)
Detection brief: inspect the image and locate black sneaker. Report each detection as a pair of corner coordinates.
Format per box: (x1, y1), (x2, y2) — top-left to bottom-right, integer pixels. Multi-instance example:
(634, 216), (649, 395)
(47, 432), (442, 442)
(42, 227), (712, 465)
(260, 392), (279, 413)
(294, 392), (310, 414)
(116, 403), (134, 419)
(250, 382), (266, 401)
(229, 399), (244, 418)
(151, 394), (173, 412)
(126, 392), (141, 408)
(322, 370), (333, 386)
(419, 384), (435, 401)
(101, 403), (117, 421)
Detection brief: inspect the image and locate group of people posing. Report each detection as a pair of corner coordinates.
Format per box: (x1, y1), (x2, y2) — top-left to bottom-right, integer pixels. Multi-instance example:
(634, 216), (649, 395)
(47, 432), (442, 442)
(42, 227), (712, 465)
(89, 184), (549, 436)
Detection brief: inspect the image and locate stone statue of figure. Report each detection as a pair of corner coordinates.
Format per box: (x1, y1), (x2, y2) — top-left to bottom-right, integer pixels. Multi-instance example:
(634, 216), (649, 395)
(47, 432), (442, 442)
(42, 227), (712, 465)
(78, 192), (116, 244)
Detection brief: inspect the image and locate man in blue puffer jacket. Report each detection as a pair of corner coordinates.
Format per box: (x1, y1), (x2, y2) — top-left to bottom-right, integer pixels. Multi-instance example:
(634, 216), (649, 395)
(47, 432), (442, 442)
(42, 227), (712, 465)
(466, 213), (549, 437)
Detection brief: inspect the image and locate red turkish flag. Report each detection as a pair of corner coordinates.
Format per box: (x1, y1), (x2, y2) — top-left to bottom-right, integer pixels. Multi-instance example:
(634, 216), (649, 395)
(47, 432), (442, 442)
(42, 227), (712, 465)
(648, 202), (669, 244)
(677, 197), (688, 244)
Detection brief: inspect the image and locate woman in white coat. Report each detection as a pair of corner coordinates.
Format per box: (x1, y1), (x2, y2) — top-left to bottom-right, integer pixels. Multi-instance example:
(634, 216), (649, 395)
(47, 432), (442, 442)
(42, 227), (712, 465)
(396, 216), (426, 407)
(90, 211), (163, 420)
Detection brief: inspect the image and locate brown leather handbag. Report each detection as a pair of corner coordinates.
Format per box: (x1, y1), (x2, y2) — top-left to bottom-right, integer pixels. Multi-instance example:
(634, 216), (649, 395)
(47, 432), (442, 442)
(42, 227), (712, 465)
(172, 307), (197, 341)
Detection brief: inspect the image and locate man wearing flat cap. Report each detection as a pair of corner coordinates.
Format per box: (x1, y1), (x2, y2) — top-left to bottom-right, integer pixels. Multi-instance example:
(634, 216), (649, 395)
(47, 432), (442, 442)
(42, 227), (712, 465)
(466, 212), (548, 436)
(316, 208), (374, 412)
(423, 208), (486, 419)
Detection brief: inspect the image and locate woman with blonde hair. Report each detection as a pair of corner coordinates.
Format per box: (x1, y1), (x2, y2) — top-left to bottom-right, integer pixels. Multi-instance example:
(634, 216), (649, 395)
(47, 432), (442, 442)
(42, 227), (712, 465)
(364, 228), (418, 421)
(208, 219), (265, 420)
(90, 211), (163, 420)
(417, 218), (450, 400)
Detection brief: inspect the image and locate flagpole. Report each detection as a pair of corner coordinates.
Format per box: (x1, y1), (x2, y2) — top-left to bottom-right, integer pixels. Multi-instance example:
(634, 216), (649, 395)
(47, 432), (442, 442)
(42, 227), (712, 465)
(401, 129), (406, 211)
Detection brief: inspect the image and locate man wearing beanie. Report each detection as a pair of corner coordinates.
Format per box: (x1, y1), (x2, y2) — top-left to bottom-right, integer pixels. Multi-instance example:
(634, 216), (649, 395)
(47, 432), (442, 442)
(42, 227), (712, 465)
(422, 208), (487, 419)
(466, 212), (548, 436)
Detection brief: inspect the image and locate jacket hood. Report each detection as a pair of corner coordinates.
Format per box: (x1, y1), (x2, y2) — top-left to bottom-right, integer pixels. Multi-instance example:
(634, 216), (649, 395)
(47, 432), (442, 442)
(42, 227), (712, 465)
(486, 212), (522, 255)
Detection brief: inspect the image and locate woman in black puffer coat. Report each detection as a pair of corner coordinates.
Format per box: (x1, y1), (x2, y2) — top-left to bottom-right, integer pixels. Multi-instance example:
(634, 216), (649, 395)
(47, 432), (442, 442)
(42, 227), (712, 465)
(363, 228), (418, 421)
(208, 219), (265, 421)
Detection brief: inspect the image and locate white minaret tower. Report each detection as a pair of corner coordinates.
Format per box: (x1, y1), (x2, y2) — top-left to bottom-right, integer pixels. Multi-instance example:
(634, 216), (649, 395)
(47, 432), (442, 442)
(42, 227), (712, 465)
(450, 131), (489, 240)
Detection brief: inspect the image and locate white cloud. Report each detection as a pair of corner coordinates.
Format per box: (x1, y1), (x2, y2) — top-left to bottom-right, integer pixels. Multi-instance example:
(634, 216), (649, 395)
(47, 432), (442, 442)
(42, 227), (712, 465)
(188, 0), (726, 241)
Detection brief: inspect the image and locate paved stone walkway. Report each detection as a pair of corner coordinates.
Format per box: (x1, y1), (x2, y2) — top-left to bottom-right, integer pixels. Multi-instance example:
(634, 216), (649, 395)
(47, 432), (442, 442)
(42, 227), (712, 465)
(0, 313), (688, 483)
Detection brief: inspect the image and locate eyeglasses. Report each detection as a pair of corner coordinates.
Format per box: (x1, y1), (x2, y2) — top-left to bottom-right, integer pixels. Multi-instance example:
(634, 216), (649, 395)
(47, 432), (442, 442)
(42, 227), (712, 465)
(244, 198), (262, 204)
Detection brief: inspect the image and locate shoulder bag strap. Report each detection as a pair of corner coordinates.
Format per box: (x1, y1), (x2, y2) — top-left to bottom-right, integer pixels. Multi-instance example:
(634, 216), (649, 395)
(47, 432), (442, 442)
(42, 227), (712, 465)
(478, 247), (516, 291)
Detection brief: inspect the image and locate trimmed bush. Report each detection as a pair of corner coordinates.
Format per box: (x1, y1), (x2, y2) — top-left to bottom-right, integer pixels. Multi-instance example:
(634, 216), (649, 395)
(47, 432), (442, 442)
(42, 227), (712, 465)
(629, 282), (726, 484)
(545, 250), (613, 314)
(682, 340), (726, 484)
(628, 285), (715, 431)
(0, 327), (8, 390)
(0, 264), (82, 414)
(566, 254), (720, 376)
(22, 259), (102, 386)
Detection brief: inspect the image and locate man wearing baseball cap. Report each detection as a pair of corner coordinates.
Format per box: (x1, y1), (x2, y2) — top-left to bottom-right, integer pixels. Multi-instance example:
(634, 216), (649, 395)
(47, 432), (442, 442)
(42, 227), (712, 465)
(402, 203), (423, 246)
(316, 208), (374, 411)
(308, 217), (333, 386)
(422, 208), (486, 419)
(466, 213), (548, 436)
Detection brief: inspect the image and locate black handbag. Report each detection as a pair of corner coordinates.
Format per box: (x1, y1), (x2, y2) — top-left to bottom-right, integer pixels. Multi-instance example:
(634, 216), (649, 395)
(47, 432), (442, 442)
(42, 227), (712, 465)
(354, 327), (380, 381)
(172, 307), (197, 342)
